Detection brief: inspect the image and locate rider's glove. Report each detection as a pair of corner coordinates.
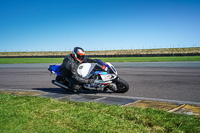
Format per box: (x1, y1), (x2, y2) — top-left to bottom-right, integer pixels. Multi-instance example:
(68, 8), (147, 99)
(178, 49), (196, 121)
(97, 63), (108, 72)
(102, 65), (108, 71)
(88, 79), (99, 84)
(88, 79), (95, 84)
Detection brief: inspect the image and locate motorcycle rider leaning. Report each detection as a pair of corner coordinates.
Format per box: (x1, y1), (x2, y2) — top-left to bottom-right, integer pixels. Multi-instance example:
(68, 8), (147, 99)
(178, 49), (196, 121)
(60, 47), (107, 90)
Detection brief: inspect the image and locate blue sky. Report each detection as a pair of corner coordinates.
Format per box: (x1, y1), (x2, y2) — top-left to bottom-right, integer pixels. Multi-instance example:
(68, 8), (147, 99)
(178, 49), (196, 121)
(0, 0), (200, 52)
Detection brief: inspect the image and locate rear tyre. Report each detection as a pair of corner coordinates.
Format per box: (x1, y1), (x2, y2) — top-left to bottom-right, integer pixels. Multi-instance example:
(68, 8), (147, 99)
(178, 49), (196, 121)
(115, 78), (129, 93)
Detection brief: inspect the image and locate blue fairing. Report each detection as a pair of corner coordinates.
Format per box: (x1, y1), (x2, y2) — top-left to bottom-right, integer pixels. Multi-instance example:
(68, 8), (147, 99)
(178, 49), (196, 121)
(94, 71), (109, 75)
(49, 64), (61, 76)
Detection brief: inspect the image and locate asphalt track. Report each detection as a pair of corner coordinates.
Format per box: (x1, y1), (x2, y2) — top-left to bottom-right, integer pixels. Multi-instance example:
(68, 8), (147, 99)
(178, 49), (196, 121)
(0, 62), (200, 104)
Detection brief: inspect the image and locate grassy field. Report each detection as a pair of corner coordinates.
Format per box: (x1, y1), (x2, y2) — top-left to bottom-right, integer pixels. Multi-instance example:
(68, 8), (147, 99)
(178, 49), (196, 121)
(1, 47), (200, 57)
(0, 93), (200, 133)
(100, 56), (200, 62)
(0, 58), (63, 64)
(0, 56), (200, 64)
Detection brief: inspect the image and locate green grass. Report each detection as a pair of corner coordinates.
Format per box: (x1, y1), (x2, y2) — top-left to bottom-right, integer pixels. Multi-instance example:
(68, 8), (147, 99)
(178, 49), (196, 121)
(100, 56), (200, 62)
(0, 56), (200, 64)
(0, 58), (63, 64)
(0, 94), (200, 133)
(1, 47), (200, 56)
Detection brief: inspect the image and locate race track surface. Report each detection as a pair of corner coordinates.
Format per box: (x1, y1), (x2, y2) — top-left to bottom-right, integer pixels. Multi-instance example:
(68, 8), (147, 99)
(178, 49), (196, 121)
(0, 62), (200, 103)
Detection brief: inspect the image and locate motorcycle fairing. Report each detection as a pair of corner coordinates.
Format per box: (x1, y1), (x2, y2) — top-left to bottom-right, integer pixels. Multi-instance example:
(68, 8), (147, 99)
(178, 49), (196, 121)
(77, 63), (96, 78)
(83, 80), (112, 90)
(94, 71), (108, 75)
(48, 64), (61, 76)
(94, 71), (117, 82)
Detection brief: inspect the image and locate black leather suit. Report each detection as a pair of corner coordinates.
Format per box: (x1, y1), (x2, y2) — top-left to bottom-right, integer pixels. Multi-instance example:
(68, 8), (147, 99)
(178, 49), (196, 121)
(60, 54), (97, 90)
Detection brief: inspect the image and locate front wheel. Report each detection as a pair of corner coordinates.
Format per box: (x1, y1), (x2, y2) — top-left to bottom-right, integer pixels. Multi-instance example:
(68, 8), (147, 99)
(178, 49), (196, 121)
(114, 78), (129, 93)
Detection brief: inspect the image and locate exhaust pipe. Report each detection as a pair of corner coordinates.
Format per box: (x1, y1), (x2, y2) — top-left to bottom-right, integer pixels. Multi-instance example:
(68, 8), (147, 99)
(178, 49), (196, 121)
(52, 80), (69, 89)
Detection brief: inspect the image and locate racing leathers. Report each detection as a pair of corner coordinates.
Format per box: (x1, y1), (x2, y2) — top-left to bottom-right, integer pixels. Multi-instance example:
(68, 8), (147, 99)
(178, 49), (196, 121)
(60, 54), (98, 90)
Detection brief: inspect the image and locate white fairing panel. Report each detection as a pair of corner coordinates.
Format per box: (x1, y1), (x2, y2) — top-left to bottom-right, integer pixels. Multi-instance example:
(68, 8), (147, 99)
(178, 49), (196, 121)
(101, 74), (112, 81)
(105, 62), (118, 75)
(77, 63), (92, 78)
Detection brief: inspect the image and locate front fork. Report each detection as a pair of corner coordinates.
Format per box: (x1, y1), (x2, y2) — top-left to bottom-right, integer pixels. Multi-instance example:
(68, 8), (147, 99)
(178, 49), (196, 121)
(107, 76), (119, 91)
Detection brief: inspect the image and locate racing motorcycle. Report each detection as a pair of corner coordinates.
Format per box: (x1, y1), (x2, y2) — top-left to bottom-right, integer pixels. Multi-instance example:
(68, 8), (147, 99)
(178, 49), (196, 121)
(48, 60), (129, 93)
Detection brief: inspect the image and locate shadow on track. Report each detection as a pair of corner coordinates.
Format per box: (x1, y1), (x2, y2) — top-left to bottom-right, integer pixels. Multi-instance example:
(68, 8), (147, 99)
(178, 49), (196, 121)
(33, 87), (114, 95)
(33, 88), (75, 94)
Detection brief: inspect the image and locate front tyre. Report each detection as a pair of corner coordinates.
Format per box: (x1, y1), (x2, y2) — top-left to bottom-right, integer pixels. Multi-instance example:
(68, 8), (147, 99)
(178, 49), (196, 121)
(115, 78), (129, 93)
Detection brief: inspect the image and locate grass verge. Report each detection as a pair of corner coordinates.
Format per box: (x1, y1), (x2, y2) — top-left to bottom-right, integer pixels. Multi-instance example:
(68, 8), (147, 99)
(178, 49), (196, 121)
(0, 93), (200, 133)
(1, 47), (200, 56)
(0, 56), (200, 64)
(100, 56), (200, 62)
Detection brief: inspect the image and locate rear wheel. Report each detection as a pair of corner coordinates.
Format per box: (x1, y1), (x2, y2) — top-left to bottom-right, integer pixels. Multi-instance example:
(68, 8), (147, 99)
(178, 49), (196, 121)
(115, 78), (129, 93)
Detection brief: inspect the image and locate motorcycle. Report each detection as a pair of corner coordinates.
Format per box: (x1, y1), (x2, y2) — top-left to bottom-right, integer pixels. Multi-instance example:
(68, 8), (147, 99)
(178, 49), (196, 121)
(48, 60), (129, 93)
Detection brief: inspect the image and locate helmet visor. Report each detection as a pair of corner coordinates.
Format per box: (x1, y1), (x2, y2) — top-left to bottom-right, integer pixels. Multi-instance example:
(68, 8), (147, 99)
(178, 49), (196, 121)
(77, 54), (85, 61)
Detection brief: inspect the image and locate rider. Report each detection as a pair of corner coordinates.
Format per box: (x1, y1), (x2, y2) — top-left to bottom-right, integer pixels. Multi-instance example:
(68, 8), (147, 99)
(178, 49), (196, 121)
(60, 47), (107, 90)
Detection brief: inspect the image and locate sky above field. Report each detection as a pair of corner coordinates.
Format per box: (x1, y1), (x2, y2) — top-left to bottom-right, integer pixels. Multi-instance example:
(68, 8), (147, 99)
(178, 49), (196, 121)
(0, 0), (200, 52)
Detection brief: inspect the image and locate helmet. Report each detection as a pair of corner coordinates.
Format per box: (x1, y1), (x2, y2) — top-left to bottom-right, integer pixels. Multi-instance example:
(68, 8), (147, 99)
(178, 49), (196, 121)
(72, 47), (85, 63)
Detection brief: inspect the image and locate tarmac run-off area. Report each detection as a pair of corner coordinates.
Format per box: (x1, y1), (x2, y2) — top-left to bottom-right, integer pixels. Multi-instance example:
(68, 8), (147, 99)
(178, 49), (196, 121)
(0, 62), (200, 116)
